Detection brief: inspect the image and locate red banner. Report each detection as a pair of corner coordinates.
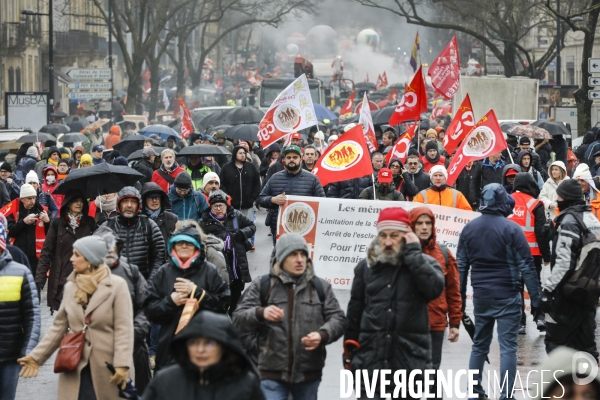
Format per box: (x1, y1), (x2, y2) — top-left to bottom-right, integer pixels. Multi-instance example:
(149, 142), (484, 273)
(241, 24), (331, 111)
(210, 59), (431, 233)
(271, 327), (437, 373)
(339, 91), (355, 116)
(179, 96), (194, 139)
(428, 35), (460, 100)
(443, 94), (475, 155)
(312, 125), (374, 187)
(385, 122), (417, 165)
(382, 71), (389, 86)
(376, 74), (383, 90)
(388, 66), (428, 126)
(388, 87), (398, 103)
(446, 109), (507, 186)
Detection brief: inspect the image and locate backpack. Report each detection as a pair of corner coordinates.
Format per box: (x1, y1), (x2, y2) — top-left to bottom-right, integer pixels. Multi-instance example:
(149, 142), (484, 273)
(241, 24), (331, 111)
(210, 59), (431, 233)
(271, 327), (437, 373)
(15, 157), (30, 182)
(259, 274), (325, 307)
(559, 212), (600, 308)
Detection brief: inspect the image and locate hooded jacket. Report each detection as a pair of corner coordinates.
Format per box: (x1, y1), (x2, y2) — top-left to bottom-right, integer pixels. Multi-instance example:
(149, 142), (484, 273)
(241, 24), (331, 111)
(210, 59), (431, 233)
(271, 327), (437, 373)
(141, 182), (178, 246)
(406, 166), (431, 194)
(151, 162), (185, 193)
(409, 207), (462, 332)
(143, 225), (230, 371)
(517, 150), (544, 189)
(220, 146), (261, 210)
(101, 186), (166, 279)
(457, 184), (540, 306)
(259, 143), (281, 177)
(35, 192), (96, 311)
(509, 173), (551, 261)
(233, 257), (346, 383)
(388, 158), (419, 198)
(511, 146), (546, 179)
(132, 158), (155, 185)
(344, 239), (444, 374)
(204, 234), (229, 284)
(469, 157), (506, 205)
(539, 161), (569, 210)
(143, 311), (265, 400)
(41, 164), (64, 212)
(168, 185), (208, 223)
(0, 249), (40, 364)
(575, 131), (597, 164)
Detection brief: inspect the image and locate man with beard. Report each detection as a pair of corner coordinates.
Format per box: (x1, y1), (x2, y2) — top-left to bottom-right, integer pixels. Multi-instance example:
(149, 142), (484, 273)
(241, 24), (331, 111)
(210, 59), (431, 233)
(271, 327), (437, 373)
(405, 154), (430, 193)
(344, 207), (444, 399)
(151, 149), (185, 193)
(258, 145), (325, 246)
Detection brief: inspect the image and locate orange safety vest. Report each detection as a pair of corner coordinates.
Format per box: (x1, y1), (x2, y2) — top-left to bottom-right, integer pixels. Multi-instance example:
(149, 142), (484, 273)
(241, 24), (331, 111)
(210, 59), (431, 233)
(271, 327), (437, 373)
(0, 198), (48, 259)
(509, 191), (541, 256)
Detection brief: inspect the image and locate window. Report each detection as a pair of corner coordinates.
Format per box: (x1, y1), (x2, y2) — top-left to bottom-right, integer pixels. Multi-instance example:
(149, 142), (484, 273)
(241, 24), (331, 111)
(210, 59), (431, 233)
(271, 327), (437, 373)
(8, 67), (14, 92)
(15, 67), (21, 92)
(548, 70), (555, 83)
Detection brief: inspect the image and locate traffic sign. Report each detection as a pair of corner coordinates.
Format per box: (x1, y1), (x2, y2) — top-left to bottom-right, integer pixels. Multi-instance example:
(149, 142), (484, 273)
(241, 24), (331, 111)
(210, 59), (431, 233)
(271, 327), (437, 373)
(590, 77), (600, 87)
(67, 92), (112, 100)
(588, 90), (600, 100)
(67, 82), (112, 90)
(589, 58), (600, 73)
(66, 68), (111, 80)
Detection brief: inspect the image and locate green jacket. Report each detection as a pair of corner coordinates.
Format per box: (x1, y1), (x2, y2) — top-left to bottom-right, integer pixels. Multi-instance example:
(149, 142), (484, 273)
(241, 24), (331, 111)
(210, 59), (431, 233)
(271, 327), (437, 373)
(185, 165), (211, 191)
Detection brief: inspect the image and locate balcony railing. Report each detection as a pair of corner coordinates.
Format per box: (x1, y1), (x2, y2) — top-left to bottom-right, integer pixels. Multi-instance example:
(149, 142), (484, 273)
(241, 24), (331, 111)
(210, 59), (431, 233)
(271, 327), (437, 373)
(1, 19), (42, 50)
(54, 30), (107, 56)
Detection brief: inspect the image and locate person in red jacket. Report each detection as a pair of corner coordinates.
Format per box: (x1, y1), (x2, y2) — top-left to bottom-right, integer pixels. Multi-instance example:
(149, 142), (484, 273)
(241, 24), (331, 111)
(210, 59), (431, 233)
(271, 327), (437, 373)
(104, 125), (122, 149)
(409, 206), (462, 400)
(151, 149), (184, 192)
(421, 140), (446, 173)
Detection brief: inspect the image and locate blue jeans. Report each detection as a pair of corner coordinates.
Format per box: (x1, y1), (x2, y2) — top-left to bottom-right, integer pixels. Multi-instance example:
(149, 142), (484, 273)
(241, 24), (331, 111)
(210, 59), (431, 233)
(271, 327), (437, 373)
(469, 293), (521, 400)
(240, 208), (256, 245)
(0, 361), (21, 400)
(148, 323), (160, 356)
(261, 379), (321, 400)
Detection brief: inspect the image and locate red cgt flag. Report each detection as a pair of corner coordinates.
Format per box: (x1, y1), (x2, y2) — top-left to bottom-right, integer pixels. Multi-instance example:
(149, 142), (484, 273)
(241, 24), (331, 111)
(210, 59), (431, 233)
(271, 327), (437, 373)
(375, 74), (383, 90)
(339, 91), (355, 116)
(388, 87), (398, 102)
(385, 122), (417, 165)
(446, 109), (507, 186)
(312, 124), (374, 187)
(428, 35), (461, 100)
(179, 96), (194, 139)
(443, 94), (475, 155)
(382, 71), (389, 86)
(389, 66), (427, 126)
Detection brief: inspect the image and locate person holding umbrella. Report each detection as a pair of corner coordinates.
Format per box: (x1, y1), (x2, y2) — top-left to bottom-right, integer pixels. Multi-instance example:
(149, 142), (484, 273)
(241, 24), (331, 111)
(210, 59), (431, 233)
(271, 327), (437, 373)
(133, 147), (159, 185)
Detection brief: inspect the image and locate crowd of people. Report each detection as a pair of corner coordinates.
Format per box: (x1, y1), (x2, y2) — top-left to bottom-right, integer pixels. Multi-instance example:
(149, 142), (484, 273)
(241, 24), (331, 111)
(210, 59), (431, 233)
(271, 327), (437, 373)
(0, 115), (599, 400)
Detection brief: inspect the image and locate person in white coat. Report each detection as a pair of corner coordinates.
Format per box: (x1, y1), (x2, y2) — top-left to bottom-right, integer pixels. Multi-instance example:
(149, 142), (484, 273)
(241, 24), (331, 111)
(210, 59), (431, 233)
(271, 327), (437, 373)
(539, 161), (568, 217)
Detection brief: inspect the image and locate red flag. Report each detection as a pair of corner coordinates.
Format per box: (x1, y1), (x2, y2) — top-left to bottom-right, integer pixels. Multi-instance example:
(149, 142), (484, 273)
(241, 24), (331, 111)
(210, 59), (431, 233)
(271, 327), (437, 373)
(431, 102), (452, 119)
(365, 73), (369, 83)
(382, 71), (389, 86)
(388, 66), (427, 126)
(339, 91), (355, 116)
(443, 94), (475, 155)
(375, 74), (383, 90)
(446, 109), (507, 186)
(388, 88), (398, 102)
(312, 124), (374, 187)
(428, 35), (460, 100)
(179, 95), (194, 139)
(0, 199), (18, 222)
(385, 122), (417, 165)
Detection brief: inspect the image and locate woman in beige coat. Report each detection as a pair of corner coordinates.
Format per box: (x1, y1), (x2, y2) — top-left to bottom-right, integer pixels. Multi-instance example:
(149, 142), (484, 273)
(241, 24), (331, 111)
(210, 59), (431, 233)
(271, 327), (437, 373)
(18, 235), (134, 400)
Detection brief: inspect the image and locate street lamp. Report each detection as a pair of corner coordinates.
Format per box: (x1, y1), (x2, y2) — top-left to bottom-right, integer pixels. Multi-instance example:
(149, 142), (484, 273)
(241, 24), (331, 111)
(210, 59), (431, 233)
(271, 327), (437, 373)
(22, 3), (53, 124)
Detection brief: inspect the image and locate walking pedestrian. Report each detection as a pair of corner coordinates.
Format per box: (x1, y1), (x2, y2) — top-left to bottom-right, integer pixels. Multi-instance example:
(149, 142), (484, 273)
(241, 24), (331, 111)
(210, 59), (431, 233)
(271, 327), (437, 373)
(141, 182), (178, 246)
(413, 166), (472, 210)
(359, 168), (404, 200)
(539, 161), (569, 217)
(168, 172), (208, 223)
(151, 149), (185, 193)
(24, 170), (59, 217)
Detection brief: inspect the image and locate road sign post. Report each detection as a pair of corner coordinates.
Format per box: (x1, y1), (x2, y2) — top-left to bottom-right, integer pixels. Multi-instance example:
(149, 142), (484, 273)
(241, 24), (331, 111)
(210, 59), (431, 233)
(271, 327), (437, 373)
(66, 68), (111, 80)
(67, 82), (112, 90)
(67, 92), (112, 100)
(588, 90), (600, 100)
(589, 59), (600, 74)
(589, 77), (600, 87)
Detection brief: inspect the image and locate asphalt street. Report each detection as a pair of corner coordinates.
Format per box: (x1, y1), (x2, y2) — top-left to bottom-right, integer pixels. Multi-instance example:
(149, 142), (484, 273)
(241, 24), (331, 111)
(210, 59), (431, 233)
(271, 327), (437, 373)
(15, 210), (599, 399)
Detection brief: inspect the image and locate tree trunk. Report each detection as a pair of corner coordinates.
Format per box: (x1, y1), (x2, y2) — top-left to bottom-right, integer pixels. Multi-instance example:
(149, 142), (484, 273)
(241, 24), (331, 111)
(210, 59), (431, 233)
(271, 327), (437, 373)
(148, 57), (161, 121)
(502, 43), (518, 78)
(176, 35), (187, 98)
(125, 56), (145, 114)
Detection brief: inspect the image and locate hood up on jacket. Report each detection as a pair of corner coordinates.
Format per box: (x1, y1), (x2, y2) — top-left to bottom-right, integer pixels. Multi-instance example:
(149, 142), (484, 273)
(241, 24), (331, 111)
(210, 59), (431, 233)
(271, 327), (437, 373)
(204, 234), (224, 252)
(264, 143), (281, 159)
(500, 164), (521, 186)
(582, 131), (596, 145)
(231, 145), (246, 162)
(42, 164), (58, 187)
(60, 190), (89, 220)
(167, 225), (206, 268)
(116, 186), (142, 214)
(170, 310), (255, 380)
(479, 183), (515, 217)
(141, 181), (172, 212)
(408, 206), (436, 248)
(547, 160), (567, 183)
(513, 172), (540, 198)
(516, 150), (532, 168)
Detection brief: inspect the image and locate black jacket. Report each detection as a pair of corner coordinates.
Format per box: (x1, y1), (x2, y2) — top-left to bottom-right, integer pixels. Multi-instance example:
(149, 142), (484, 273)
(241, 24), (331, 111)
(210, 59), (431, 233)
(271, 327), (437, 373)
(259, 143), (281, 177)
(345, 240), (444, 373)
(143, 311), (264, 400)
(220, 154), (261, 209)
(327, 176), (372, 199)
(6, 199), (50, 272)
(575, 131), (596, 164)
(470, 158), (506, 206)
(511, 148), (547, 180)
(200, 206), (256, 283)
(143, 226), (230, 371)
(133, 159), (155, 186)
(455, 164), (474, 206)
(406, 168), (430, 194)
(141, 182), (178, 247)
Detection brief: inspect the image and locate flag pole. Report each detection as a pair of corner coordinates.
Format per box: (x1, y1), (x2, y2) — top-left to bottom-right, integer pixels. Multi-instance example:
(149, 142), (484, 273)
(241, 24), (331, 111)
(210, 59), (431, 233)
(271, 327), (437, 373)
(372, 173), (376, 200)
(417, 31), (422, 68)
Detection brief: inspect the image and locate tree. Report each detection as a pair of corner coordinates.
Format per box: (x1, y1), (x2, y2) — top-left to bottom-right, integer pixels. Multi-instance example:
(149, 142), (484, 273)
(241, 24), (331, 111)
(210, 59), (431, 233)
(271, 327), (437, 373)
(545, 0), (600, 134)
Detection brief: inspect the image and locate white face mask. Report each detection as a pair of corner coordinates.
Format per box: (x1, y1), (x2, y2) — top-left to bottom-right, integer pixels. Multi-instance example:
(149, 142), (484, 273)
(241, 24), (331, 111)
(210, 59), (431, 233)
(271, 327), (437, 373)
(46, 175), (56, 184)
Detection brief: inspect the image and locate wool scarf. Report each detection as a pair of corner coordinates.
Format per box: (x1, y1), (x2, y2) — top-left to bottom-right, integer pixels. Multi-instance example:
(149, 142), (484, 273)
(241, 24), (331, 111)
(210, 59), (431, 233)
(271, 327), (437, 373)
(75, 263), (109, 306)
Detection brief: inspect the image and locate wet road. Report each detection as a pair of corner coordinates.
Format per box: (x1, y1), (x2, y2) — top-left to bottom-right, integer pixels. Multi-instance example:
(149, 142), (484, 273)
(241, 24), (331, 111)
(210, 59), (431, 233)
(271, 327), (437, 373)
(16, 210), (598, 399)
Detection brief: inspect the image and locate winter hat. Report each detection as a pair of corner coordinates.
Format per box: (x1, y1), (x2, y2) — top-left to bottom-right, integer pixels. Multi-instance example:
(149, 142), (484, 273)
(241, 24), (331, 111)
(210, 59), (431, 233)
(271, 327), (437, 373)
(203, 172), (220, 188)
(376, 207), (411, 233)
(209, 189), (228, 206)
(20, 183), (37, 198)
(505, 169), (518, 177)
(174, 172), (192, 189)
(73, 236), (110, 267)
(113, 156), (128, 166)
(573, 163), (593, 181)
(518, 136), (531, 145)
(80, 154), (93, 165)
(25, 170), (39, 184)
(378, 168), (394, 184)
(426, 128), (438, 139)
(109, 125), (121, 135)
(275, 233), (309, 264)
(556, 179), (583, 202)
(0, 162), (12, 173)
(58, 159), (70, 168)
(314, 131), (325, 141)
(429, 165), (448, 180)
(59, 148), (70, 158)
(425, 141), (438, 152)
(142, 147), (159, 158)
(328, 135), (338, 143)
(26, 146), (39, 158)
(0, 217), (6, 253)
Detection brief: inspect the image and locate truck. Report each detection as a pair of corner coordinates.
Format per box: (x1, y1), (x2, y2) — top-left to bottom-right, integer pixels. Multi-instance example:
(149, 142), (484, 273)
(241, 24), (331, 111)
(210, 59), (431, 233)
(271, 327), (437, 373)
(253, 78), (330, 112)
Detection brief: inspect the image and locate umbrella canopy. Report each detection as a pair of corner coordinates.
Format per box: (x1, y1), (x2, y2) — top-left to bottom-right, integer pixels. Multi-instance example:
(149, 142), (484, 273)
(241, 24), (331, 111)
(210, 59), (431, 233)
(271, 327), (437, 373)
(39, 123), (70, 135)
(17, 132), (56, 143)
(371, 106), (396, 125)
(53, 163), (144, 198)
(67, 121), (85, 132)
(178, 144), (232, 156)
(139, 124), (180, 140)
(198, 109), (230, 129)
(84, 118), (110, 131)
(127, 146), (168, 161)
(218, 107), (264, 125)
(501, 123), (551, 140)
(530, 120), (571, 136)
(207, 125), (232, 135)
(113, 136), (159, 158)
(52, 111), (68, 119)
(59, 133), (89, 143)
(0, 140), (22, 150)
(313, 104), (338, 122)
(222, 125), (259, 142)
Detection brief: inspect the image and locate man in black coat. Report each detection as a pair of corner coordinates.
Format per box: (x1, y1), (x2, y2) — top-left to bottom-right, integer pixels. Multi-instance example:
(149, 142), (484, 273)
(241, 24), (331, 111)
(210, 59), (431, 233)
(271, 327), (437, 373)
(345, 207), (444, 398)
(404, 154), (430, 196)
(511, 136), (547, 180)
(141, 182), (178, 251)
(469, 152), (505, 209)
(133, 147), (159, 185)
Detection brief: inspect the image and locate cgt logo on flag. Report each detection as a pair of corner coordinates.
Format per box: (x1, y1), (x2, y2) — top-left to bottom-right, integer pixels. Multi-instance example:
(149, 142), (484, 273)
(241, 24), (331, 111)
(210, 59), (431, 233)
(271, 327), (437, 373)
(274, 105), (301, 131)
(462, 125), (497, 156)
(322, 141), (364, 171)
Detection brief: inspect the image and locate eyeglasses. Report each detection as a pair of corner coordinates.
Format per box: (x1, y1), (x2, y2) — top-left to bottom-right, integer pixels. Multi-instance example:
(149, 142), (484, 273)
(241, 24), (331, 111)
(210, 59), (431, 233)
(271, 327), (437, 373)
(211, 204), (226, 210)
(147, 196), (161, 201)
(175, 187), (190, 193)
(389, 165), (401, 169)
(407, 162), (418, 166)
(174, 241), (194, 247)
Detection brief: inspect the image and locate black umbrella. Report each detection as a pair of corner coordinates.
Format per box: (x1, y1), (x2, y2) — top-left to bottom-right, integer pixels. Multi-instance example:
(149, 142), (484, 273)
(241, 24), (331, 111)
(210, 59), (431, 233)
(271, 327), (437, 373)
(178, 144), (231, 156)
(218, 107), (264, 125)
(39, 123), (70, 135)
(53, 163), (144, 198)
(127, 147), (168, 161)
(68, 121), (85, 132)
(371, 106), (396, 125)
(222, 124), (259, 142)
(199, 109), (230, 129)
(113, 136), (159, 157)
(530, 120), (571, 136)
(17, 132), (56, 143)
(462, 315), (490, 364)
(59, 133), (89, 143)
(52, 111), (68, 119)
(207, 125), (232, 135)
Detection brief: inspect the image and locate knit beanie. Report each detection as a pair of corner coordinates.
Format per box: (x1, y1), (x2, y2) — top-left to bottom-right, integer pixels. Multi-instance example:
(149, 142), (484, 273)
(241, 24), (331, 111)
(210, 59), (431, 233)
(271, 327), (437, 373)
(426, 141), (438, 152)
(573, 164), (593, 181)
(73, 236), (110, 267)
(20, 183), (37, 198)
(429, 165), (448, 180)
(25, 170), (39, 184)
(426, 128), (438, 138)
(376, 207), (411, 233)
(80, 154), (93, 165)
(556, 179), (584, 202)
(113, 156), (128, 166)
(0, 162), (12, 173)
(203, 172), (220, 188)
(174, 172), (192, 189)
(275, 233), (309, 264)
(208, 189), (228, 206)
(26, 146), (39, 158)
